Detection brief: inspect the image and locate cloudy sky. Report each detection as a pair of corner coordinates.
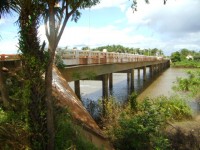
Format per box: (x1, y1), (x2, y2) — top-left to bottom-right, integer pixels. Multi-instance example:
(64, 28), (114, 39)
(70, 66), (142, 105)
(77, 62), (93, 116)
(0, 0), (200, 55)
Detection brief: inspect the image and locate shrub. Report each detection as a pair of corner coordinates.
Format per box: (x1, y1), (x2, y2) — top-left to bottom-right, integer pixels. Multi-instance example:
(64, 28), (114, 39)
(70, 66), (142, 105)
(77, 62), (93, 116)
(113, 99), (169, 150)
(101, 94), (192, 150)
(173, 70), (200, 98)
(55, 107), (98, 150)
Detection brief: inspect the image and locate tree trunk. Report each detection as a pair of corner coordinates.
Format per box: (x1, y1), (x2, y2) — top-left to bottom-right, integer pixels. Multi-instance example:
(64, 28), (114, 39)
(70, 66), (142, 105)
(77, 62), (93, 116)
(0, 63), (9, 108)
(45, 56), (55, 150)
(45, 3), (56, 149)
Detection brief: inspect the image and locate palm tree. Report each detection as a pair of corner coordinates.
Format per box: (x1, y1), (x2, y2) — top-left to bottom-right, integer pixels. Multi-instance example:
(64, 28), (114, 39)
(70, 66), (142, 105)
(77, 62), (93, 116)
(0, 0), (12, 108)
(0, 0), (10, 18)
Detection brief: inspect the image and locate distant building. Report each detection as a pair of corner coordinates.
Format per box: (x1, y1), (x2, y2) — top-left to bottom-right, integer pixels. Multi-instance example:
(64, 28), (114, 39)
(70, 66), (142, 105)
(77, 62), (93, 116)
(103, 49), (107, 53)
(186, 55), (193, 60)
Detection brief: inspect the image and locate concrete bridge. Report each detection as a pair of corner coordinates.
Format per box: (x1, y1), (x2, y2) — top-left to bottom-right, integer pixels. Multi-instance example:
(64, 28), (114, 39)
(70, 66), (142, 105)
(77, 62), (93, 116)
(0, 54), (21, 70)
(58, 50), (170, 100)
(0, 52), (170, 148)
(0, 52), (170, 100)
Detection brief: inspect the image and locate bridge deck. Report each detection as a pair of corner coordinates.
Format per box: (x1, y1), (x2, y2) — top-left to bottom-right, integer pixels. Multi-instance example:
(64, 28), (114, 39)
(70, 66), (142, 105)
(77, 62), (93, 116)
(61, 50), (164, 66)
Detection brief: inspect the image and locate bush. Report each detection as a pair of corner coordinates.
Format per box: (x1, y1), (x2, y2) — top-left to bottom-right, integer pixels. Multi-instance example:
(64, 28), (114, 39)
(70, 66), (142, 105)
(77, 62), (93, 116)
(55, 107), (98, 150)
(173, 70), (200, 98)
(101, 94), (192, 150)
(154, 96), (192, 121)
(113, 99), (170, 150)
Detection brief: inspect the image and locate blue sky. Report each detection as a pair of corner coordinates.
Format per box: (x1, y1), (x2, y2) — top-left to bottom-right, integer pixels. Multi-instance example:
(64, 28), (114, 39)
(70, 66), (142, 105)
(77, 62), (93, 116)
(1, 0), (200, 55)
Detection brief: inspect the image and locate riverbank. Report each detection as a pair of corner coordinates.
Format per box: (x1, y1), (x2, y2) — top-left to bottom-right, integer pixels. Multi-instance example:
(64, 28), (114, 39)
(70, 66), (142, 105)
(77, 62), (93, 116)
(165, 115), (200, 149)
(170, 60), (200, 68)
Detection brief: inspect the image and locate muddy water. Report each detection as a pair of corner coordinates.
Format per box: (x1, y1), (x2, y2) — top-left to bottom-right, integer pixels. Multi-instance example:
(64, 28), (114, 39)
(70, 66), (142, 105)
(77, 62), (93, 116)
(69, 67), (199, 113)
(137, 68), (188, 100)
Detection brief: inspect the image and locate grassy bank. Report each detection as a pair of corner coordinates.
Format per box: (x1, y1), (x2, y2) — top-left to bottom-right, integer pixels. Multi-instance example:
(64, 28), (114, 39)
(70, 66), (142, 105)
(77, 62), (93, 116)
(171, 60), (200, 68)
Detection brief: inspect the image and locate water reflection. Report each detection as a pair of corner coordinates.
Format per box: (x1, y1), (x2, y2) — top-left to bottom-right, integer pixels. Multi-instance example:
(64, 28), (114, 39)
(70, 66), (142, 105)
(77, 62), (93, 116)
(69, 67), (159, 103)
(69, 67), (200, 114)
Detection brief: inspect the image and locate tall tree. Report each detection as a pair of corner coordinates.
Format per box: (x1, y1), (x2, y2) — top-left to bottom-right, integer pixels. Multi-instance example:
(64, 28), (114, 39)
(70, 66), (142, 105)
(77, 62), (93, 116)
(14, 0), (48, 149)
(43, 1), (99, 149)
(0, 0), (10, 18)
(0, 66), (9, 108)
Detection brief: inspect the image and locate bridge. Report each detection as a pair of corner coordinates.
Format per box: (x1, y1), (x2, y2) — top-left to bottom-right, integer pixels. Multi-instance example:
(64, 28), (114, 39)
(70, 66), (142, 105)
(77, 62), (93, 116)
(58, 50), (170, 100)
(0, 52), (170, 148)
(0, 54), (21, 70)
(0, 51), (170, 100)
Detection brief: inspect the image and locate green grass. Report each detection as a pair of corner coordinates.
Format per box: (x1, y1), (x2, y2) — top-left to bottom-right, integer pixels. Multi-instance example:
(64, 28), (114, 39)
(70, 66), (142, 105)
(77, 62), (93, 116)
(171, 60), (200, 68)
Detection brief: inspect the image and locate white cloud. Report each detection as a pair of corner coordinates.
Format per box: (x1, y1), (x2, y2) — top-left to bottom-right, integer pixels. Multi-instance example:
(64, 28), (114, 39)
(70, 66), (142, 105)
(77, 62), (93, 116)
(54, 25), (147, 49)
(1, 0), (200, 55)
(0, 40), (18, 54)
(92, 0), (129, 12)
(0, 19), (5, 25)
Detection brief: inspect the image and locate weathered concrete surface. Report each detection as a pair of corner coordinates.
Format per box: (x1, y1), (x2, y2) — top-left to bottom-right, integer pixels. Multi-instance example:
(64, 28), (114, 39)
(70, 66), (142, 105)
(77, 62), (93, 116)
(52, 67), (113, 149)
(60, 60), (169, 81)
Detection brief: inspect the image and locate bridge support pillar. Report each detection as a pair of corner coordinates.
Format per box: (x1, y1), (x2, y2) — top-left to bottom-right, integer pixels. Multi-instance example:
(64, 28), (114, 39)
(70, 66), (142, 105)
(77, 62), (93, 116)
(158, 64), (162, 72)
(102, 74), (109, 100)
(138, 68), (140, 78)
(143, 66), (146, 81)
(150, 65), (153, 77)
(109, 73), (113, 90)
(74, 80), (81, 100)
(131, 69), (134, 90)
(155, 65), (158, 73)
(102, 74), (109, 116)
(127, 72), (131, 82)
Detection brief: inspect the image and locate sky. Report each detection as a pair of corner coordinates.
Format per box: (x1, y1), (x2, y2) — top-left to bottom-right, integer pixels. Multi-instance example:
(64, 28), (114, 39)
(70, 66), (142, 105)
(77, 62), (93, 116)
(0, 0), (200, 56)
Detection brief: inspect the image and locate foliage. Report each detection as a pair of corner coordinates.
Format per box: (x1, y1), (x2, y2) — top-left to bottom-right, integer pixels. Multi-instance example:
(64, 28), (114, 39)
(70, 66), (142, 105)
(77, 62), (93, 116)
(92, 44), (164, 56)
(170, 49), (200, 67)
(100, 94), (192, 150)
(0, 0), (11, 18)
(173, 70), (200, 98)
(0, 105), (30, 149)
(152, 96), (192, 121)
(113, 99), (169, 150)
(171, 51), (181, 63)
(171, 60), (200, 68)
(0, 121), (30, 150)
(55, 107), (98, 150)
(55, 54), (65, 68)
(128, 92), (138, 111)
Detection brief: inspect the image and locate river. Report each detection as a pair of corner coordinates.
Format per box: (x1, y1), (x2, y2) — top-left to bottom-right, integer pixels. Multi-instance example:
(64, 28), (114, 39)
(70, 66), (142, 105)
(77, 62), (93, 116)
(69, 67), (199, 114)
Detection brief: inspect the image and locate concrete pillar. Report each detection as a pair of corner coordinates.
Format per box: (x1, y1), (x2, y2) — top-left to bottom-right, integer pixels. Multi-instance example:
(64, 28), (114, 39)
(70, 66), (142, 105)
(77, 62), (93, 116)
(143, 66), (146, 81)
(131, 69), (134, 90)
(74, 80), (81, 100)
(150, 65), (153, 77)
(102, 74), (109, 100)
(109, 73), (113, 90)
(155, 65), (158, 73)
(159, 64), (162, 72)
(102, 74), (109, 116)
(127, 72), (131, 82)
(138, 68), (140, 78)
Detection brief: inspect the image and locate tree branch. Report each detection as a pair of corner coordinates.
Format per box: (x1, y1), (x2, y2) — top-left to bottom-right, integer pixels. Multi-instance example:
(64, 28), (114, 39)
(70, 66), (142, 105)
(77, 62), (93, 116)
(44, 16), (50, 41)
(56, 0), (83, 47)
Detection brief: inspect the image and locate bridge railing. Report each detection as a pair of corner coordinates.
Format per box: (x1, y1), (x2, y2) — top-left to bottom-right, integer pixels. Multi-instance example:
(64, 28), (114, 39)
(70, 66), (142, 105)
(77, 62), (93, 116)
(61, 50), (164, 65)
(0, 54), (20, 61)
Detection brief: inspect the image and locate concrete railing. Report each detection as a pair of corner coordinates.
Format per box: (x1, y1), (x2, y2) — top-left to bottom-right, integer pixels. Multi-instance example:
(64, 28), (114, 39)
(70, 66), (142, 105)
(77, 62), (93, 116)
(0, 54), (20, 61)
(61, 50), (165, 65)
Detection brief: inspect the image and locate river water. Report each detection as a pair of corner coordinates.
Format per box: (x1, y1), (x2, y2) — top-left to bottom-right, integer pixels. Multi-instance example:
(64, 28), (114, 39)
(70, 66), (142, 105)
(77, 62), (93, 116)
(69, 67), (200, 114)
